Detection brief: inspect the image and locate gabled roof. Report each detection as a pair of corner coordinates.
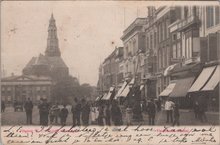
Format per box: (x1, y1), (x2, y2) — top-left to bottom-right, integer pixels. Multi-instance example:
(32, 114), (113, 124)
(24, 57), (37, 68)
(47, 56), (68, 68)
(34, 53), (49, 65)
(24, 54), (68, 70)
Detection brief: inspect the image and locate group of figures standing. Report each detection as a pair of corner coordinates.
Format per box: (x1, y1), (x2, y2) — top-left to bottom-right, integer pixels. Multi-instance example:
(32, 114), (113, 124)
(9, 96), (208, 126)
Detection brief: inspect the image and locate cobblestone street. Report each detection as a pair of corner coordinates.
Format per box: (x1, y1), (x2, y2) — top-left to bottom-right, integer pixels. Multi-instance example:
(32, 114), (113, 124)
(1, 105), (219, 126)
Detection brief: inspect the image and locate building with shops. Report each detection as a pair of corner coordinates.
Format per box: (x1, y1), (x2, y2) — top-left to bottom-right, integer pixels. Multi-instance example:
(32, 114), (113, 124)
(159, 6), (220, 109)
(142, 7), (158, 100)
(97, 6), (219, 109)
(97, 47), (124, 99)
(120, 18), (147, 82)
(1, 75), (52, 104)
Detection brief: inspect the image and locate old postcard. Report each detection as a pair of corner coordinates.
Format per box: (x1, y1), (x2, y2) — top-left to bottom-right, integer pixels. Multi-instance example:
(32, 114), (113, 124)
(1, 1), (220, 145)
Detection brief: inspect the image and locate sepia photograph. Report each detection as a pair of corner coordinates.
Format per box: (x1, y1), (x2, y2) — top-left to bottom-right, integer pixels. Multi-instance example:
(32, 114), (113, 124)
(1, 1), (220, 145)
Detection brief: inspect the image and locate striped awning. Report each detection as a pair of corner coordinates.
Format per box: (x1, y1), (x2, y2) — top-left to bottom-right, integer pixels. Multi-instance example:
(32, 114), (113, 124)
(159, 83), (176, 97)
(188, 66), (216, 93)
(201, 65), (220, 91)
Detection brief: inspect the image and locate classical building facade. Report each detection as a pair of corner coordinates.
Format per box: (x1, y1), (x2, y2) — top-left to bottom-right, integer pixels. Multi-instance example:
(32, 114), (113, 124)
(1, 75), (52, 104)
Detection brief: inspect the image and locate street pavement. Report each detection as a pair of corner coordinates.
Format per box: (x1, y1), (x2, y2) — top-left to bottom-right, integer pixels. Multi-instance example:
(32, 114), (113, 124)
(1, 105), (219, 126)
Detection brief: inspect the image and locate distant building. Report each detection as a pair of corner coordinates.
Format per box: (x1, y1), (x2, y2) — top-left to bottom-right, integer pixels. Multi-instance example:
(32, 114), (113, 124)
(97, 47), (124, 95)
(1, 14), (70, 104)
(1, 75), (52, 104)
(23, 14), (69, 81)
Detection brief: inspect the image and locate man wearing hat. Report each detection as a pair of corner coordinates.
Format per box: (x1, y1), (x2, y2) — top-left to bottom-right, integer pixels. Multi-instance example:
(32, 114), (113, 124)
(38, 98), (50, 126)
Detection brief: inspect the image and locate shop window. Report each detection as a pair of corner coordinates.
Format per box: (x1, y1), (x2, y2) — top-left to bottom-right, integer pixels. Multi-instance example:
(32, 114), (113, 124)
(215, 6), (220, 25)
(172, 44), (177, 58)
(177, 42), (181, 58)
(184, 7), (189, 19)
(172, 34), (177, 41)
(150, 34), (153, 49)
(206, 6), (214, 28)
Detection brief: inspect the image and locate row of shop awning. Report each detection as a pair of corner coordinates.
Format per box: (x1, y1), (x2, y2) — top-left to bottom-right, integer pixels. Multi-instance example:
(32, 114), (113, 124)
(96, 78), (142, 101)
(159, 65), (219, 98)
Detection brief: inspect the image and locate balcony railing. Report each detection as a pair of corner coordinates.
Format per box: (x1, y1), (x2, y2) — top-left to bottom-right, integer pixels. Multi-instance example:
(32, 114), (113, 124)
(169, 15), (200, 33)
(183, 57), (200, 65)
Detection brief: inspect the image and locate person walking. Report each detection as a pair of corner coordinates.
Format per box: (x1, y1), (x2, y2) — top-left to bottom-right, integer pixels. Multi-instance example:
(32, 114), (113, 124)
(24, 98), (33, 125)
(71, 98), (81, 126)
(198, 102), (208, 123)
(97, 105), (105, 126)
(60, 104), (69, 126)
(38, 99), (50, 126)
(49, 103), (60, 124)
(105, 104), (111, 126)
(156, 98), (161, 112)
(81, 99), (90, 126)
(1, 101), (6, 112)
(172, 103), (180, 126)
(125, 105), (133, 125)
(111, 101), (123, 126)
(132, 100), (143, 122)
(147, 99), (156, 125)
(193, 101), (199, 119)
(90, 104), (97, 125)
(165, 98), (174, 124)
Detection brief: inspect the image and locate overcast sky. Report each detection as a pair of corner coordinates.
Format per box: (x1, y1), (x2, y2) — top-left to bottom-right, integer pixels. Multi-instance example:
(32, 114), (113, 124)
(1, 1), (216, 86)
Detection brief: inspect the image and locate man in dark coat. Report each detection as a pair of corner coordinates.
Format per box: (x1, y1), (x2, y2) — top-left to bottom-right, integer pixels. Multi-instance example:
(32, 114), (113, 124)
(147, 99), (156, 125)
(173, 103), (180, 126)
(193, 101), (199, 119)
(60, 104), (69, 126)
(1, 101), (5, 112)
(98, 105), (104, 126)
(111, 101), (123, 126)
(81, 99), (90, 126)
(71, 98), (81, 126)
(24, 98), (33, 125)
(105, 104), (111, 126)
(38, 99), (50, 126)
(132, 100), (143, 122)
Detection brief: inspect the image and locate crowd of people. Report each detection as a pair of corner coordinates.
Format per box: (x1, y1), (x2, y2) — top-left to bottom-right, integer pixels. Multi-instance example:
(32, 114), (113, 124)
(1, 96), (209, 126)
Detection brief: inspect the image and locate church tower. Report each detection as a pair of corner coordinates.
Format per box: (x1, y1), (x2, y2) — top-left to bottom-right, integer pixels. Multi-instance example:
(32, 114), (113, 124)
(23, 14), (69, 79)
(45, 14), (61, 57)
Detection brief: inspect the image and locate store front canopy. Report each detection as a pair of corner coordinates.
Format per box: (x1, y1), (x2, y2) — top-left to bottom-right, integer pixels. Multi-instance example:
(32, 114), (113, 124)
(95, 95), (102, 101)
(188, 66), (216, 93)
(102, 87), (114, 100)
(140, 85), (144, 91)
(164, 64), (178, 76)
(170, 77), (195, 98)
(201, 65), (220, 91)
(101, 93), (108, 100)
(114, 81), (127, 99)
(159, 83), (176, 97)
(119, 85), (130, 97)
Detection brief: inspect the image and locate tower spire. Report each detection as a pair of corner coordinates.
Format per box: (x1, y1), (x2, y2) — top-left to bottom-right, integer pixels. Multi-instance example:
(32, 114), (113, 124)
(45, 14), (61, 57)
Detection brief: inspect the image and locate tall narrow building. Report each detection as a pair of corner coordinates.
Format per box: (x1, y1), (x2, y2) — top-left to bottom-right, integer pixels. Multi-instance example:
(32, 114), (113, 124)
(45, 14), (61, 57)
(23, 14), (69, 81)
